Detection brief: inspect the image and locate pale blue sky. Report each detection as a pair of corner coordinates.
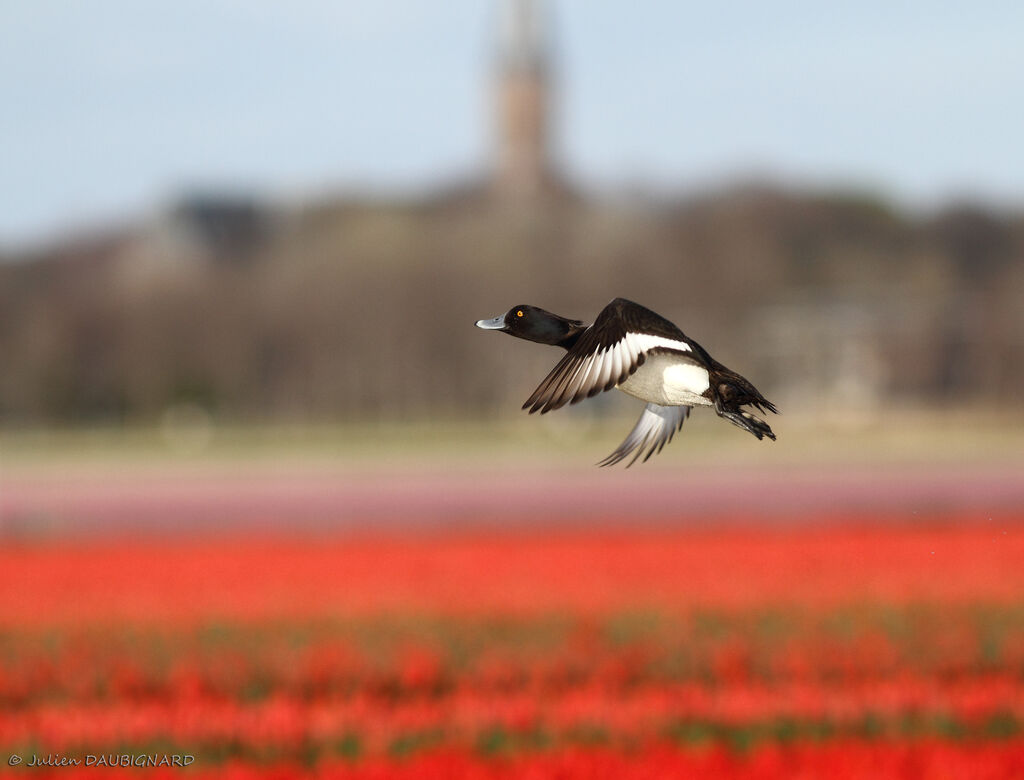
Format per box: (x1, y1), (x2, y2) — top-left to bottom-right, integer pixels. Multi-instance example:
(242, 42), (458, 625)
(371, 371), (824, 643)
(3, 1), (1023, 246)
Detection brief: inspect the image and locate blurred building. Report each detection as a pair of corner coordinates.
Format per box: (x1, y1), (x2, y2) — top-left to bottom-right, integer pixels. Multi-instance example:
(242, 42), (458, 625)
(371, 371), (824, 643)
(162, 194), (274, 261)
(0, 2), (1022, 424)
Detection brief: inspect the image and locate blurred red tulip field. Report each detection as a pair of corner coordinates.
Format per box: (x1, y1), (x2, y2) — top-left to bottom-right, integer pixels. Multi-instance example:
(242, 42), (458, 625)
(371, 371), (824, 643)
(3, 516), (1023, 778)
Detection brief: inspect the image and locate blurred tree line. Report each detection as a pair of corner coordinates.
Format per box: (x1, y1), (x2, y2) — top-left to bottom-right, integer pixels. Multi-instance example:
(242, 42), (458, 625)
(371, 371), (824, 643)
(0, 185), (1021, 425)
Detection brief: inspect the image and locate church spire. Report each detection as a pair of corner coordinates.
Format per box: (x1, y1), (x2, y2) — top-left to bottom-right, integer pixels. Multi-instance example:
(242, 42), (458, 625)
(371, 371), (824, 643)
(498, 0), (547, 75)
(493, 0), (554, 201)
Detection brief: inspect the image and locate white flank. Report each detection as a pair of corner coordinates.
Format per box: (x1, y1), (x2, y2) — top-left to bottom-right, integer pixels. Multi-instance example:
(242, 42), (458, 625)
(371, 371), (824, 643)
(663, 362), (710, 395)
(618, 353), (711, 406)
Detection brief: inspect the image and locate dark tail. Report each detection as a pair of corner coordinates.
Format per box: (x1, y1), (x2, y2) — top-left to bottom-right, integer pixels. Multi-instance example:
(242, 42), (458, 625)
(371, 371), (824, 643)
(709, 365), (778, 441)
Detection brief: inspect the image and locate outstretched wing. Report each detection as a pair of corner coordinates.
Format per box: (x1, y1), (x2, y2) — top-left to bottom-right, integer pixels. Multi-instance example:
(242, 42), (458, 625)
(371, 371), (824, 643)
(598, 403), (691, 467)
(523, 298), (707, 414)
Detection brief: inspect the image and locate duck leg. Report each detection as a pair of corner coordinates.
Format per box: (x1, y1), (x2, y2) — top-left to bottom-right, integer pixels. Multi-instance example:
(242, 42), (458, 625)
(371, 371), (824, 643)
(714, 398), (776, 441)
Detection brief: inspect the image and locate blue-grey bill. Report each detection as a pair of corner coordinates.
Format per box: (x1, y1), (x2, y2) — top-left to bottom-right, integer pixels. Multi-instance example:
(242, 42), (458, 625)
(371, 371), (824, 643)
(475, 316), (506, 330)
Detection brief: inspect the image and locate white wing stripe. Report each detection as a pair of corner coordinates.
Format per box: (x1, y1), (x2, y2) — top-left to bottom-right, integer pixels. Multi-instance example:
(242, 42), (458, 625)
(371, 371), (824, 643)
(575, 351), (601, 397)
(609, 343), (623, 387)
(626, 332), (641, 363)
(631, 333), (692, 354)
(561, 352), (594, 404)
(600, 348), (615, 391)
(569, 350), (601, 403)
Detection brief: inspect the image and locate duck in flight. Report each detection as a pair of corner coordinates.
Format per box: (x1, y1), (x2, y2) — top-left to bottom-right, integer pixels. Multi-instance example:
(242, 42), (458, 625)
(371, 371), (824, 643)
(476, 298), (777, 466)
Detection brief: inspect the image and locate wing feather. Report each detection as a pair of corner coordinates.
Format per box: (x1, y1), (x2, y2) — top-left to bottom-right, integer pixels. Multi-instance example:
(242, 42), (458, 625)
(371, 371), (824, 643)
(523, 349), (577, 412)
(598, 403), (691, 467)
(558, 350), (599, 407)
(605, 347), (621, 393)
(544, 351), (587, 410)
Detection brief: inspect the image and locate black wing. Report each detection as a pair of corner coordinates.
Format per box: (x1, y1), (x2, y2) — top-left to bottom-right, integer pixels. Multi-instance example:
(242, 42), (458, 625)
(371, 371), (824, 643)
(522, 298), (710, 414)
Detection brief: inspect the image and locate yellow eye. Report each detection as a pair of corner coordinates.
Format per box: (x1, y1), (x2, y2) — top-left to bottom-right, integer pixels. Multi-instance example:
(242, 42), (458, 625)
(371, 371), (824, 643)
(516, 310), (524, 317)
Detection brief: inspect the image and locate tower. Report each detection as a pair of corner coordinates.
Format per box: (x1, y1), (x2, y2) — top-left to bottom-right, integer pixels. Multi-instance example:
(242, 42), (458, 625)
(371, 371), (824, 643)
(494, 0), (554, 200)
